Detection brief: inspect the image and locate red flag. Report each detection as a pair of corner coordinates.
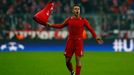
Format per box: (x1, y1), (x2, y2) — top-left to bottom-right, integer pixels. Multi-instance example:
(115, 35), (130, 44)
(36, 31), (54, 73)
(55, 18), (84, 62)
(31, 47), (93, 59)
(33, 2), (54, 25)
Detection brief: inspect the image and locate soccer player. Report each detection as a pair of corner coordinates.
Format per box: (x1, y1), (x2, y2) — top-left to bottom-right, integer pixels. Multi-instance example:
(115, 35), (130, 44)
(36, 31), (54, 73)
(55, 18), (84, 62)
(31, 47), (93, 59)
(47, 4), (103, 75)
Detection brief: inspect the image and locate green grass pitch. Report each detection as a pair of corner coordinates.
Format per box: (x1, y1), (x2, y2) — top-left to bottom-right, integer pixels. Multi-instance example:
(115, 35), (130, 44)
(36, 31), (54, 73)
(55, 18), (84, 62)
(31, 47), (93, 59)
(0, 52), (134, 75)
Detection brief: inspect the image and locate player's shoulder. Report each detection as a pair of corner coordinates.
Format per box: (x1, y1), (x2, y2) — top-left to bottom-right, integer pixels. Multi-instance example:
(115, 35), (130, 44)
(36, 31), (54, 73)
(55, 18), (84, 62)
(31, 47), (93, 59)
(67, 16), (73, 20)
(79, 16), (87, 21)
(81, 17), (87, 20)
(82, 17), (88, 22)
(64, 17), (71, 22)
(80, 17), (86, 20)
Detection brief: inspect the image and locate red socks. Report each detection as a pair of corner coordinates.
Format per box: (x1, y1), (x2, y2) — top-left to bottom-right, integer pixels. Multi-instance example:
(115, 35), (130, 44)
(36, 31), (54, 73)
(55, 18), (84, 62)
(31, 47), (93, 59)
(75, 65), (81, 75)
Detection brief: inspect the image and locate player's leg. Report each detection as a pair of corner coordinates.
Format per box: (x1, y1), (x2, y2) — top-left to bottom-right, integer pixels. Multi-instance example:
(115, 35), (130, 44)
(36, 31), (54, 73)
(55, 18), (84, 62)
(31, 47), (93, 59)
(74, 39), (83, 75)
(75, 56), (82, 75)
(65, 56), (74, 75)
(64, 39), (75, 75)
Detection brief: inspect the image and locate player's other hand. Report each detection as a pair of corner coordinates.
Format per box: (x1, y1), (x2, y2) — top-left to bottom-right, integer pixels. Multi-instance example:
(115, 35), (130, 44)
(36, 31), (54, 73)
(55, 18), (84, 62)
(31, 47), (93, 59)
(96, 37), (104, 44)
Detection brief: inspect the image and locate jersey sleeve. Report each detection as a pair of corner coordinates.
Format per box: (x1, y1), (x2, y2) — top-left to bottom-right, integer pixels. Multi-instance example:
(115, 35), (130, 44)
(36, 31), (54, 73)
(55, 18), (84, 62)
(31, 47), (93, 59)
(84, 18), (97, 38)
(51, 17), (69, 29)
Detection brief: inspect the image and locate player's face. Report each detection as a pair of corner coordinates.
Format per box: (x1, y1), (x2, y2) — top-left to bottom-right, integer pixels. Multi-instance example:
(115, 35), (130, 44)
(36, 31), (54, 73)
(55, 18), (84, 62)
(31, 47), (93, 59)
(73, 6), (80, 16)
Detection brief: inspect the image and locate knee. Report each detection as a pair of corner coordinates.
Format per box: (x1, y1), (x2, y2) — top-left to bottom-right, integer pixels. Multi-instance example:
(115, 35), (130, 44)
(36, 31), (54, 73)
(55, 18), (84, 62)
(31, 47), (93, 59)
(65, 57), (72, 64)
(76, 61), (81, 67)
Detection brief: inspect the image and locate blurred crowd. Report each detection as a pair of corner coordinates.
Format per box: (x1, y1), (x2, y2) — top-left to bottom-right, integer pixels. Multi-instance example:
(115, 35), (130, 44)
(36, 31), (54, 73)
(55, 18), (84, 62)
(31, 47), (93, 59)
(1, 0), (134, 14)
(0, 0), (134, 39)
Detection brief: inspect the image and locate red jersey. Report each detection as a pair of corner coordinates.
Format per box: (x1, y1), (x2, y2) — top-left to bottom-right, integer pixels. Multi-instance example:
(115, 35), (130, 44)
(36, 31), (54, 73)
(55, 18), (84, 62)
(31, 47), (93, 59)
(51, 16), (97, 39)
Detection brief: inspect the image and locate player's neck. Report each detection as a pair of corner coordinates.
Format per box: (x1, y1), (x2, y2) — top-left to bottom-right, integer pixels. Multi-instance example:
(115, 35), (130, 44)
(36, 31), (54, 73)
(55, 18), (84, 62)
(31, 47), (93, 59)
(74, 15), (80, 18)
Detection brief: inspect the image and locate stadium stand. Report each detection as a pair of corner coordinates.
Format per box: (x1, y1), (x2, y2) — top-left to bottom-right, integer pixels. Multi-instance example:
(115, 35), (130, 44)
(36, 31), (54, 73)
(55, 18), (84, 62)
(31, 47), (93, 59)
(0, 0), (134, 39)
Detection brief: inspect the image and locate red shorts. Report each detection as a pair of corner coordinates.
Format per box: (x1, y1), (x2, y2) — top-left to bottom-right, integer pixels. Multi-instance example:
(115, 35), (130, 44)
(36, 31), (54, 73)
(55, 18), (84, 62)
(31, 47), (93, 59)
(64, 38), (84, 57)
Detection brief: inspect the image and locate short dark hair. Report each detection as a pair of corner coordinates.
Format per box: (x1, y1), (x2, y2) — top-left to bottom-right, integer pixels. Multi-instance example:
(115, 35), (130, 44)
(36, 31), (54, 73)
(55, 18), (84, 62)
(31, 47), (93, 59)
(72, 4), (80, 10)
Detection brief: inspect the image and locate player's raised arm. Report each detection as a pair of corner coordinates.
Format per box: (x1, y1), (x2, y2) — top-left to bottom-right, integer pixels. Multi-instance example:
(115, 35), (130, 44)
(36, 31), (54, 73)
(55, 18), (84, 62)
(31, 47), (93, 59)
(84, 18), (104, 44)
(84, 18), (97, 38)
(47, 17), (69, 29)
